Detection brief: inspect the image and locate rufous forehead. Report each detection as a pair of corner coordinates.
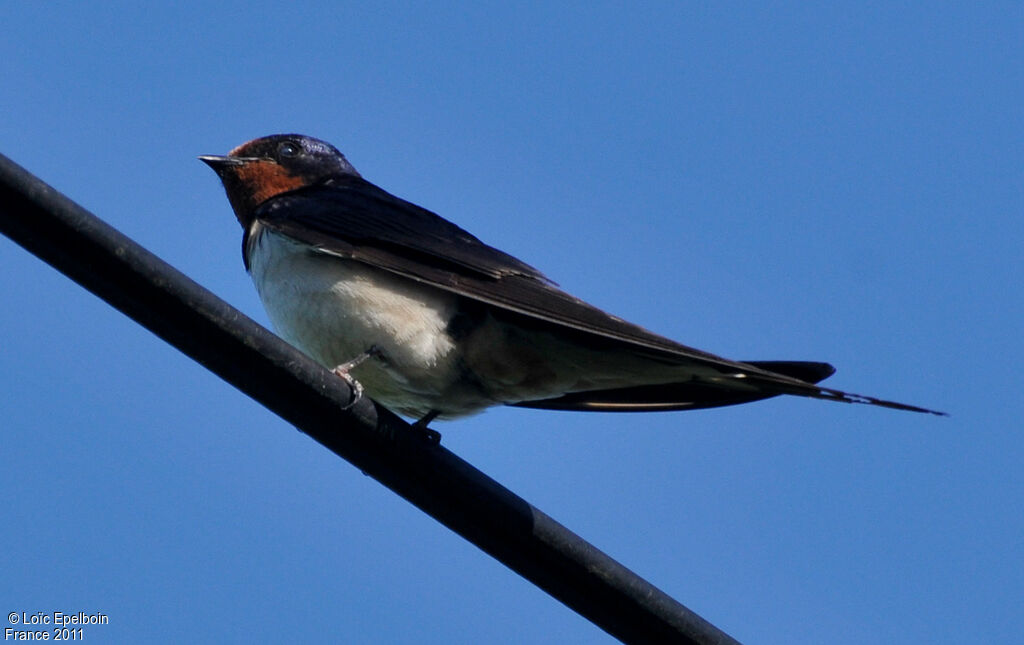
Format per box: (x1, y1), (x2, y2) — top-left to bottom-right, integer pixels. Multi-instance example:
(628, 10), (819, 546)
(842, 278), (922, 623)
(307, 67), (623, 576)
(228, 140), (263, 157)
(232, 159), (312, 207)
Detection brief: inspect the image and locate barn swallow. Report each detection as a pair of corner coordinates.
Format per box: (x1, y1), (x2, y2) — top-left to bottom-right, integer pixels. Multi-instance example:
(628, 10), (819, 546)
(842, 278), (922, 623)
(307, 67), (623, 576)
(201, 134), (944, 427)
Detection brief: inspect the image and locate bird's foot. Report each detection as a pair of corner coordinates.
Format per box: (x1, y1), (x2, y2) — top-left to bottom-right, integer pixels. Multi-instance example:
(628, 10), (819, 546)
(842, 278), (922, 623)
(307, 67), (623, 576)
(332, 345), (382, 409)
(412, 410), (442, 444)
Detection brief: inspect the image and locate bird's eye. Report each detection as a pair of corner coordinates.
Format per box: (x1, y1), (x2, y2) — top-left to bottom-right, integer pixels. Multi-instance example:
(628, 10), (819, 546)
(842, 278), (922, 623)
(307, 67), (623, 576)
(278, 141), (301, 158)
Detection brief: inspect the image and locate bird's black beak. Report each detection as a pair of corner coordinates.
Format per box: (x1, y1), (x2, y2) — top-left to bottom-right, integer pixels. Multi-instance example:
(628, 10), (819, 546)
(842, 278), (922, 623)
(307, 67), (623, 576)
(198, 155), (233, 167)
(199, 155), (261, 172)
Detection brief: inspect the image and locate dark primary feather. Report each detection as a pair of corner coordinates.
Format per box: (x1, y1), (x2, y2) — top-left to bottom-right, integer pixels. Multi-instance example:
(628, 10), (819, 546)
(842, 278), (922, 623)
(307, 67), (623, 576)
(512, 361), (838, 412)
(251, 177), (946, 416)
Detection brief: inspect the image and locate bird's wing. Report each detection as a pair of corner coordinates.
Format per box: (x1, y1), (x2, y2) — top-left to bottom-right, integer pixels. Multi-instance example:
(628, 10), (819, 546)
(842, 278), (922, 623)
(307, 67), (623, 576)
(252, 179), (944, 415)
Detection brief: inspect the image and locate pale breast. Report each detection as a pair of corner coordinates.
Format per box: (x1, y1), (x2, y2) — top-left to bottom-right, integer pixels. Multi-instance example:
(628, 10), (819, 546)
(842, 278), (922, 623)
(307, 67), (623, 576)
(245, 224), (474, 415)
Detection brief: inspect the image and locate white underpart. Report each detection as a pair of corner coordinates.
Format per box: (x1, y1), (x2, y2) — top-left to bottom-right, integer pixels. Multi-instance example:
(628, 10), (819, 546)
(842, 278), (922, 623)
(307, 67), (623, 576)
(247, 224), (471, 417)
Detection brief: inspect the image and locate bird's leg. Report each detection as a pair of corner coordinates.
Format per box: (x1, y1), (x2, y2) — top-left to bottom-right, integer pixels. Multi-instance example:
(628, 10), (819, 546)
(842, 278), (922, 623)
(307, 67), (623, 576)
(412, 410), (442, 444)
(333, 348), (441, 443)
(332, 345), (383, 408)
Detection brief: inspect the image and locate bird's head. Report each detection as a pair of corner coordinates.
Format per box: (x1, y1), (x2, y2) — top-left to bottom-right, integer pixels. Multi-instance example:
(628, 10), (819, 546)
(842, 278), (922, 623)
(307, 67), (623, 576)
(200, 134), (360, 226)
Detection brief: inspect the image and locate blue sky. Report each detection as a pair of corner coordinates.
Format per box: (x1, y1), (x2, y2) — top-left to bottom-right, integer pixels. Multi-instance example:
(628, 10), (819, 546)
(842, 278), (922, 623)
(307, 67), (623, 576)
(2, 3), (1020, 643)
